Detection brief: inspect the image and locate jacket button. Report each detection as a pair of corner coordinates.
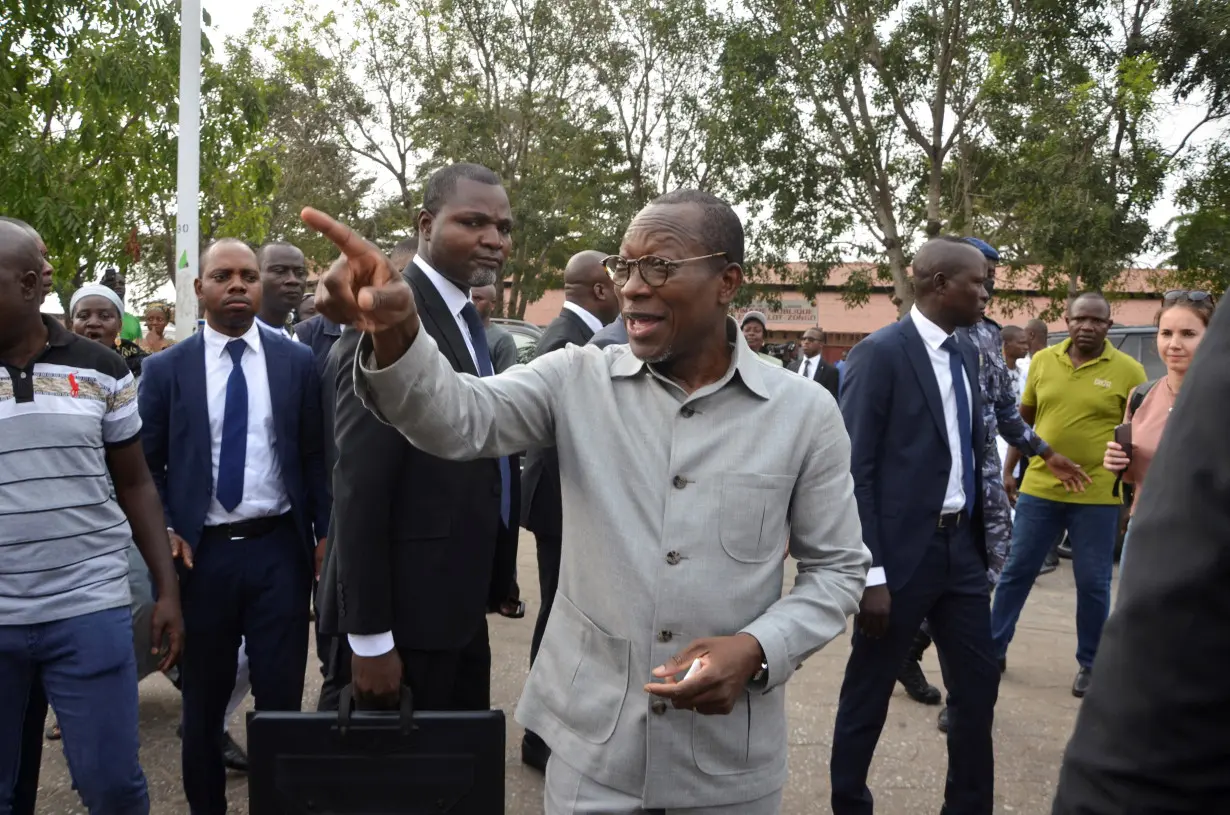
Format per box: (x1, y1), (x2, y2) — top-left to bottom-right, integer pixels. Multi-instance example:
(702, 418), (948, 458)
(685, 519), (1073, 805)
(666, 551), (681, 566)
(657, 630), (673, 643)
(672, 475), (687, 489)
(680, 406), (695, 418)
(651, 700), (667, 715)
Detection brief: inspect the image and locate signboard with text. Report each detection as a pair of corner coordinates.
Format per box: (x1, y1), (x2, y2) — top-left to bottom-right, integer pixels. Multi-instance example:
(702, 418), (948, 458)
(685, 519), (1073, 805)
(732, 300), (818, 326)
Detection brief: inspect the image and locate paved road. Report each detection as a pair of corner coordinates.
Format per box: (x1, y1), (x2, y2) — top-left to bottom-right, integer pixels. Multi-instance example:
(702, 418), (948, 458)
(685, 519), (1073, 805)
(34, 532), (1100, 813)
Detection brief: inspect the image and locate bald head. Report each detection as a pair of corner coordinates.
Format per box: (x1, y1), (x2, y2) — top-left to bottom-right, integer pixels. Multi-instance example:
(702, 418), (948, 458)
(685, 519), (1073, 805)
(911, 237), (988, 330)
(563, 249), (620, 324)
(0, 221), (45, 343)
(200, 238), (254, 277)
(1024, 317), (1049, 353)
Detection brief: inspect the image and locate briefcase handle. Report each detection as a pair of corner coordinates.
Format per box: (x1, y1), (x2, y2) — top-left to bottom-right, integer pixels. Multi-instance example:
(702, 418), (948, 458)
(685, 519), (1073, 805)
(336, 684), (417, 737)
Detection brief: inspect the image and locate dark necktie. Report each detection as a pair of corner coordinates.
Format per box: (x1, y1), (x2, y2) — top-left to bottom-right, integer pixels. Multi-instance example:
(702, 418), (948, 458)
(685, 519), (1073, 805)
(802, 358), (811, 379)
(216, 339), (248, 512)
(460, 302), (511, 527)
(941, 336), (975, 515)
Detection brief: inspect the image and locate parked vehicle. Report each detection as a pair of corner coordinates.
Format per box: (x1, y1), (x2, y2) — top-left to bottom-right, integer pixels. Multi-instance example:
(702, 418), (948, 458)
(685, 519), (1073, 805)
(492, 318), (544, 365)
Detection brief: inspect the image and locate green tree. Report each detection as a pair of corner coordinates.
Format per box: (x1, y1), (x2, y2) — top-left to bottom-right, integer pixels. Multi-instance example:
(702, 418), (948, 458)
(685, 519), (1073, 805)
(1169, 143), (1230, 294)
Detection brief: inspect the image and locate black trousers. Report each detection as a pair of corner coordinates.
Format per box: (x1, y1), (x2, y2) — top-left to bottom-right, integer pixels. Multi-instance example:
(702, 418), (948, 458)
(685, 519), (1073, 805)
(181, 518), (311, 815)
(831, 523), (1001, 815)
(529, 533), (562, 666)
(397, 620), (491, 712)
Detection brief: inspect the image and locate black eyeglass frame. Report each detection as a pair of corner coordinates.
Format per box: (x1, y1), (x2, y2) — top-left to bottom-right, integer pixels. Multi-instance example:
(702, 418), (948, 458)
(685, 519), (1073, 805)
(601, 252), (728, 288)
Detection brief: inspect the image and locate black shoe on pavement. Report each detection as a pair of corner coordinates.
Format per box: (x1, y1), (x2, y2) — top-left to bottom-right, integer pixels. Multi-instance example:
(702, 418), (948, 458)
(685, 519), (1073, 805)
(521, 729), (550, 773)
(1039, 556), (1059, 575)
(223, 732), (249, 773)
(897, 659), (942, 705)
(936, 706), (949, 733)
(1072, 666), (1092, 698)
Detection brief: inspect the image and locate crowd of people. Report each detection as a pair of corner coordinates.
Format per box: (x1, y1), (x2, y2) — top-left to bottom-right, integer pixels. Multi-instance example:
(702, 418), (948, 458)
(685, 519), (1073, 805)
(0, 161), (1222, 815)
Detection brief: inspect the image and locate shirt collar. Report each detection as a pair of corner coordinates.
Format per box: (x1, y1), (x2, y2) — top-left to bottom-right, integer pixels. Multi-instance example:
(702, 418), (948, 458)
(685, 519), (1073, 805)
(562, 301), (604, 334)
(203, 321), (262, 358)
(415, 255), (471, 320)
(1055, 337), (1114, 366)
(609, 317), (771, 400)
(256, 316), (292, 337)
(910, 303), (955, 352)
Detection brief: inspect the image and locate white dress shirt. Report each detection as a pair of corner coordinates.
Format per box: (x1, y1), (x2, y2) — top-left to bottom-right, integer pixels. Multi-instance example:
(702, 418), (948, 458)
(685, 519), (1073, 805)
(202, 323), (291, 524)
(256, 316), (298, 342)
(797, 354), (820, 379)
(347, 255), (478, 658)
(866, 306), (974, 588)
(417, 256), (479, 370)
(561, 300), (605, 334)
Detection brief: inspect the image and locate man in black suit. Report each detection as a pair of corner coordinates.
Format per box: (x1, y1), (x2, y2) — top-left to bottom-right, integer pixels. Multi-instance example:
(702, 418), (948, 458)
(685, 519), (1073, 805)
(321, 163), (514, 710)
(1052, 300), (1230, 814)
(518, 248), (619, 771)
(787, 325), (840, 399)
(830, 238), (1001, 815)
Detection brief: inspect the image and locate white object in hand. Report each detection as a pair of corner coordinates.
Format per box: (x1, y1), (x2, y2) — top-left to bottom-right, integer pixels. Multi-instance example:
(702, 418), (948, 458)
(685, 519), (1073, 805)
(683, 657), (702, 682)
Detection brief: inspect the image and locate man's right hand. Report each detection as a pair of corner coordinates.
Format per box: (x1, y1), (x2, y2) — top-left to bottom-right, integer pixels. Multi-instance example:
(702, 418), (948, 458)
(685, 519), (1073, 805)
(169, 529), (193, 569)
(1003, 472), (1018, 507)
(351, 649), (403, 708)
(300, 208), (418, 336)
(857, 585), (891, 639)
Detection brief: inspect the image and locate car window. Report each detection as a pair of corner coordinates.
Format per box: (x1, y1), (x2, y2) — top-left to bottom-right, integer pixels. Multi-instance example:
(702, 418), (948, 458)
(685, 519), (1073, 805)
(1137, 336), (1164, 379)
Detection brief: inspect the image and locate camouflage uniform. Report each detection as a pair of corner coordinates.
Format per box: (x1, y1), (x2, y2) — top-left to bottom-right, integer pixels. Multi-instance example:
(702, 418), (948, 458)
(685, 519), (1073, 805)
(963, 318), (1051, 584)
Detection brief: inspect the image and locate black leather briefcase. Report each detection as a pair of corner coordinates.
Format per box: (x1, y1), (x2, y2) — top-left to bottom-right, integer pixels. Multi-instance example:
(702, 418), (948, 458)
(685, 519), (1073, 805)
(247, 685), (505, 814)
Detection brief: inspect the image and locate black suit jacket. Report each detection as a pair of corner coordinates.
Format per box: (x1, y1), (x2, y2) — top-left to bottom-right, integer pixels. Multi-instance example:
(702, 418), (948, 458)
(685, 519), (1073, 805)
(319, 262), (505, 651)
(839, 315), (985, 591)
(1052, 303), (1230, 814)
(520, 308), (596, 537)
(788, 354), (841, 400)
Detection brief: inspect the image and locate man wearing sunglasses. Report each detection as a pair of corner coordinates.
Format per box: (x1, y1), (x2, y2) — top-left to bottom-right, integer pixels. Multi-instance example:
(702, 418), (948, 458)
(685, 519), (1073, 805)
(302, 188), (870, 814)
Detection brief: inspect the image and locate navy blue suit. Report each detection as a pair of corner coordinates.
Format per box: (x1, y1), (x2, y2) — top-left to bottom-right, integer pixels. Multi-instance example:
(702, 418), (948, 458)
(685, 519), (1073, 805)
(139, 327), (328, 815)
(830, 315), (1000, 815)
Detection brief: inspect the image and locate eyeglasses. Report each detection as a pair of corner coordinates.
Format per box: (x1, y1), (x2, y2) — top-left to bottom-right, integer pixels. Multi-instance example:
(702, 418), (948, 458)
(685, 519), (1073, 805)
(601, 253), (727, 288)
(1163, 289), (1214, 305)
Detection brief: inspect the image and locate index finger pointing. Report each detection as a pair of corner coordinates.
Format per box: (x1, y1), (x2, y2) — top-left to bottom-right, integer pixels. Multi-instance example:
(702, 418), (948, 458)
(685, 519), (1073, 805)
(301, 207), (375, 258)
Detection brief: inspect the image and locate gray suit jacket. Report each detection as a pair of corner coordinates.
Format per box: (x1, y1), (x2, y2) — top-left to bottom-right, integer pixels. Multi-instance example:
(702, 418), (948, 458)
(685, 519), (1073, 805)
(349, 318), (869, 808)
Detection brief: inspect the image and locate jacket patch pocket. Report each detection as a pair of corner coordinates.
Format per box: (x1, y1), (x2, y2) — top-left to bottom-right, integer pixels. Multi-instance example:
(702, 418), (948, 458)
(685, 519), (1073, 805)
(719, 473), (796, 563)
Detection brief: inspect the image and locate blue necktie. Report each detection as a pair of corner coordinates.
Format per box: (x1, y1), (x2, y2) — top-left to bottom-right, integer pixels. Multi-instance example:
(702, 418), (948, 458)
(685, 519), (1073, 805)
(941, 336), (976, 515)
(460, 302), (511, 527)
(216, 339), (248, 512)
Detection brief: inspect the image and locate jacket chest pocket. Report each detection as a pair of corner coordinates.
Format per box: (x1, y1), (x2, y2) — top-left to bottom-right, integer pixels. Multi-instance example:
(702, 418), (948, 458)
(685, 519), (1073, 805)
(718, 473), (796, 563)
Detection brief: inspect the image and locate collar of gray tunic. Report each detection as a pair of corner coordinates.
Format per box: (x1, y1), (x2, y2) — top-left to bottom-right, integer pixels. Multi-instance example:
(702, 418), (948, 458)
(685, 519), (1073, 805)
(608, 317), (771, 401)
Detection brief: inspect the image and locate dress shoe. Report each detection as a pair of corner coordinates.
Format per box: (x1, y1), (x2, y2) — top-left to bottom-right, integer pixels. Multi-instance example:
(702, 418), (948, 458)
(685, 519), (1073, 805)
(1072, 666), (1092, 698)
(897, 659), (941, 705)
(936, 706), (948, 733)
(1038, 556), (1059, 575)
(521, 730), (550, 773)
(223, 732), (249, 773)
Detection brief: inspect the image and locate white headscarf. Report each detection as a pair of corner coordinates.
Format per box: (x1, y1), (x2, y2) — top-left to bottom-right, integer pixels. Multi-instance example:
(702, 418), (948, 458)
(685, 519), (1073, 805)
(70, 284), (125, 318)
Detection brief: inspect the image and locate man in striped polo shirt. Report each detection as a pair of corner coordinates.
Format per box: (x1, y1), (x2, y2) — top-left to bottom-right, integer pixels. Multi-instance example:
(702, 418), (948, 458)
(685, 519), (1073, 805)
(0, 219), (184, 814)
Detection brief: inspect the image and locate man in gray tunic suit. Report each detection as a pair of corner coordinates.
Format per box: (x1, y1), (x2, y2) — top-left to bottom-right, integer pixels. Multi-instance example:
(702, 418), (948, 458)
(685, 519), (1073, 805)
(301, 190), (870, 814)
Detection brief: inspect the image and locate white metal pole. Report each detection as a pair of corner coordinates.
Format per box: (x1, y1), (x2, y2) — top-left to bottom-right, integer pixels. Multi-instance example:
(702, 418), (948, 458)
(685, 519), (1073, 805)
(173, 0), (202, 339)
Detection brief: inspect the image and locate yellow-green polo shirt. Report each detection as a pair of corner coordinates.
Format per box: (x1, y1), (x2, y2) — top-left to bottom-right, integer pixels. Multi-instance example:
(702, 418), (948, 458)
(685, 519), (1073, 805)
(1021, 338), (1146, 505)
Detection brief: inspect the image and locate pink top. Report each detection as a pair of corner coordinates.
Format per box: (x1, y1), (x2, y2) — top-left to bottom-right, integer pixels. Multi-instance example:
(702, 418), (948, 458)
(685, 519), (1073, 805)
(1123, 377), (1178, 514)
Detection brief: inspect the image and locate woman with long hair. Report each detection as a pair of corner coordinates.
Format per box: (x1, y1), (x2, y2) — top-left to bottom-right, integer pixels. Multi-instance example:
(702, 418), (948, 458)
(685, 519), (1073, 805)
(1103, 290), (1216, 573)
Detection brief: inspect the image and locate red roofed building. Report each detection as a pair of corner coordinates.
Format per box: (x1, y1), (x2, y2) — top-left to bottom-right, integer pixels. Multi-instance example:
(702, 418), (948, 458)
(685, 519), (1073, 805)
(514, 263), (1175, 362)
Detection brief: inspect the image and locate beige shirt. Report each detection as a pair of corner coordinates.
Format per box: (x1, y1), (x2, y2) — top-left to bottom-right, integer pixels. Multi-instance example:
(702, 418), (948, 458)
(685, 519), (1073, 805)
(352, 317), (869, 808)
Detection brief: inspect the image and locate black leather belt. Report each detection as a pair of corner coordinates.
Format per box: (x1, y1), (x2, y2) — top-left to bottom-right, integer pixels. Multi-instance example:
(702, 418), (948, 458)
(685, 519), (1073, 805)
(937, 510), (967, 529)
(202, 513), (290, 541)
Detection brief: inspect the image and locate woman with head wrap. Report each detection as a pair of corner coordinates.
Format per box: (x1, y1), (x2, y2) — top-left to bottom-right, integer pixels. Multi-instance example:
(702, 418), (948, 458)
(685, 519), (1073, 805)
(139, 300), (175, 354)
(69, 284), (150, 378)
